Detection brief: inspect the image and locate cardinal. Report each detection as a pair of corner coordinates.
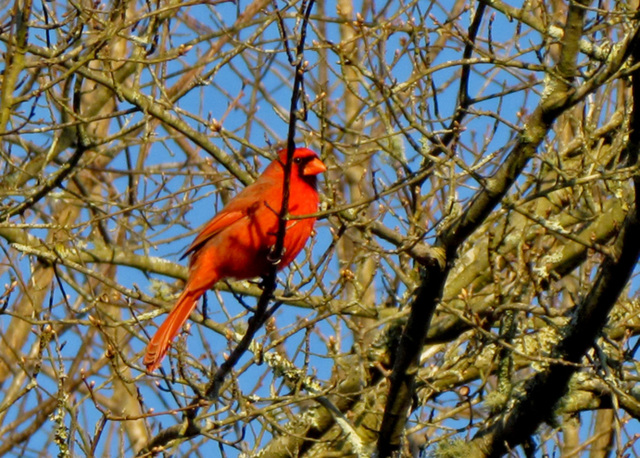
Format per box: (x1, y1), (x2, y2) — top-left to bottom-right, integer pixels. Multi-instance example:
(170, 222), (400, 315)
(143, 147), (326, 371)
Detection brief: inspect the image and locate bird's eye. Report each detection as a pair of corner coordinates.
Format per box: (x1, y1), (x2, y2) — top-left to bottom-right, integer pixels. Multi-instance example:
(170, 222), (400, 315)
(293, 157), (302, 164)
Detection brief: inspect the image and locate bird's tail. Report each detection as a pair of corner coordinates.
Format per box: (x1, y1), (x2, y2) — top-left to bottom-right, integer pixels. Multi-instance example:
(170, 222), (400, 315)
(144, 286), (204, 371)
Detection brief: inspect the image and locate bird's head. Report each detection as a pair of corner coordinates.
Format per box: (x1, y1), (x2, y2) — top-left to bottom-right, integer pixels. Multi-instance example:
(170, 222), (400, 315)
(277, 147), (326, 178)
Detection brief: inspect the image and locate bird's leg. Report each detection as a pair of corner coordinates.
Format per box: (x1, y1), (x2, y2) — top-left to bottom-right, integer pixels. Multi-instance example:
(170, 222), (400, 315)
(266, 244), (285, 265)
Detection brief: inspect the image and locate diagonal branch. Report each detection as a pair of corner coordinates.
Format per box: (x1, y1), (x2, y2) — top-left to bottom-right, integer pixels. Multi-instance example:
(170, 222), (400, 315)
(469, 202), (640, 457)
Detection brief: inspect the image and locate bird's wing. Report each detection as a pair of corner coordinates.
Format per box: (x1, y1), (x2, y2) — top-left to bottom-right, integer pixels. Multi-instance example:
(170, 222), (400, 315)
(182, 178), (280, 258)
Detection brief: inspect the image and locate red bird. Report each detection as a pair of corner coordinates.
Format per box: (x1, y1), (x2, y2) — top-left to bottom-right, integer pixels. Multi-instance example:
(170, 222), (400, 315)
(144, 147), (326, 371)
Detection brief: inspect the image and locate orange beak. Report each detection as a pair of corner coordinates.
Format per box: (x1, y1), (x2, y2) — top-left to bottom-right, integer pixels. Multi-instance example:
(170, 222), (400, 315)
(303, 157), (327, 176)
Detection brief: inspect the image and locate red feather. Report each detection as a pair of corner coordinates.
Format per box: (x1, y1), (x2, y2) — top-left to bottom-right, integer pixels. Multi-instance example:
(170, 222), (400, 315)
(144, 148), (325, 371)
